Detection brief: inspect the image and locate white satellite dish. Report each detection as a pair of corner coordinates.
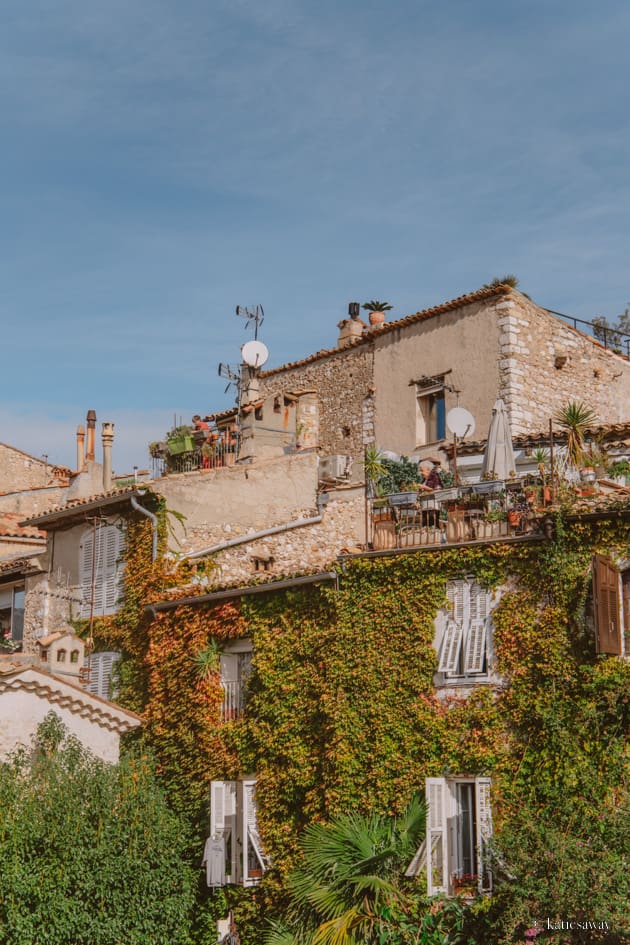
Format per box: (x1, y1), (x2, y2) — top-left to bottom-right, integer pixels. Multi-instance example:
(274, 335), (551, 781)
(241, 340), (269, 368)
(447, 406), (476, 438)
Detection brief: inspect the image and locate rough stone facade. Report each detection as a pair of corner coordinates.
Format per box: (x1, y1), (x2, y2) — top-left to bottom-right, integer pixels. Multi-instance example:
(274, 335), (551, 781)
(157, 452), (321, 552)
(183, 490), (365, 586)
(0, 443), (68, 493)
(258, 345), (374, 472)
(0, 486), (68, 517)
(22, 569), (79, 654)
(498, 294), (630, 434)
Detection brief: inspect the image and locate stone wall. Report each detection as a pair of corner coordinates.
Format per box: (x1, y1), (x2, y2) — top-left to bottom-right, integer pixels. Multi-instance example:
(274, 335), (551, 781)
(182, 489), (365, 586)
(0, 486), (68, 517)
(22, 570), (79, 653)
(0, 444), (60, 493)
(499, 295), (630, 434)
(258, 345), (374, 474)
(157, 452), (321, 553)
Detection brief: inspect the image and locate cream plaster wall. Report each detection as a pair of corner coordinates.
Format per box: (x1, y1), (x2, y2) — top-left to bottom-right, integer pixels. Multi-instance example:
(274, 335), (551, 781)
(0, 690), (122, 763)
(372, 301), (502, 456)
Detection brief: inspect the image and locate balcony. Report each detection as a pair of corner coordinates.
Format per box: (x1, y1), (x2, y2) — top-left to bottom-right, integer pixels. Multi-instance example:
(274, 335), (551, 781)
(221, 679), (246, 721)
(370, 481), (539, 551)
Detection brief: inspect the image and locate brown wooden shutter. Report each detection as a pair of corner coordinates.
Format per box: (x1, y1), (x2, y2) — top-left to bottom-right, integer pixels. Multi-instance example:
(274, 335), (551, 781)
(592, 556), (622, 655)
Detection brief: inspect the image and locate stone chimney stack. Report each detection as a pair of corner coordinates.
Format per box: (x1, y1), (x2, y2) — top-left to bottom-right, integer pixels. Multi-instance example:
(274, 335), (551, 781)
(76, 425), (85, 471)
(86, 410), (97, 461)
(102, 422), (114, 492)
(337, 302), (366, 348)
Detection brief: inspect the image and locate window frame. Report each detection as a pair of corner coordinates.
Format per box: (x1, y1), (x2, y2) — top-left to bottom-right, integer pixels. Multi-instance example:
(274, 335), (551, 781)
(0, 583), (25, 647)
(434, 579), (496, 683)
(416, 380), (446, 446)
(409, 776), (493, 897)
(220, 640), (253, 721)
(208, 777), (266, 887)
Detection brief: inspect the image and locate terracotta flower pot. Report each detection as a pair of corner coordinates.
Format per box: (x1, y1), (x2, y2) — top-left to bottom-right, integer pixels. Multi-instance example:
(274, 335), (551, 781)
(368, 311), (386, 326)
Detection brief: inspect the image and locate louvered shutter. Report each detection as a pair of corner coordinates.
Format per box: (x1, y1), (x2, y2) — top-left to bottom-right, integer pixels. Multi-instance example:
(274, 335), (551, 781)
(103, 526), (125, 615)
(404, 838), (427, 878)
(242, 779), (265, 882)
(475, 777), (493, 893)
(80, 531), (95, 617)
(87, 651), (121, 700)
(464, 585), (491, 674)
(426, 777), (448, 895)
(211, 781), (227, 833)
(438, 619), (463, 673)
(593, 556), (622, 655)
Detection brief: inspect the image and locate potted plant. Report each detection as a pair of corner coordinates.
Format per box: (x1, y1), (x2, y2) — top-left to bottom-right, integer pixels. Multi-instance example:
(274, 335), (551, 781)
(362, 300), (393, 327)
(554, 401), (597, 471)
(166, 425), (195, 456)
(363, 445), (386, 498)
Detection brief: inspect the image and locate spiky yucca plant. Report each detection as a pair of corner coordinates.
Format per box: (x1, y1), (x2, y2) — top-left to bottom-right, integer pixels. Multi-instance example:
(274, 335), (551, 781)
(554, 401), (598, 468)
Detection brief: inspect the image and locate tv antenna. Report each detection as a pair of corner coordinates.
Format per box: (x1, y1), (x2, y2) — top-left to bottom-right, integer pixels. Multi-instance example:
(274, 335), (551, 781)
(217, 362), (240, 394)
(235, 304), (264, 339)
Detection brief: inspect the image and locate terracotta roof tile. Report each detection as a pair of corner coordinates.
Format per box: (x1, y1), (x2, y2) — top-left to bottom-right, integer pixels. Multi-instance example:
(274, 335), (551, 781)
(20, 485), (150, 528)
(0, 513), (46, 540)
(259, 285), (513, 378)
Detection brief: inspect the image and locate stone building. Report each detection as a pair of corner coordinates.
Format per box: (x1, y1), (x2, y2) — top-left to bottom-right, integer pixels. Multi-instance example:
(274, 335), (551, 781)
(241, 285), (630, 473)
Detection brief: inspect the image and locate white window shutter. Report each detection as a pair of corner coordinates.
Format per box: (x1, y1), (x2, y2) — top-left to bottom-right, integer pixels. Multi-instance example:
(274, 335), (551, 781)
(211, 781), (227, 833)
(224, 780), (237, 818)
(475, 777), (493, 893)
(426, 777), (448, 896)
(87, 651), (121, 700)
(103, 526), (125, 615)
(449, 580), (467, 625)
(80, 531), (95, 617)
(438, 619), (463, 673)
(243, 780), (266, 875)
(464, 619), (487, 674)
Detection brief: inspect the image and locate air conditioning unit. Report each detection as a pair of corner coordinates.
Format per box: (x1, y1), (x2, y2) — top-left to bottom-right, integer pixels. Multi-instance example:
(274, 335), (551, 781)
(319, 454), (352, 480)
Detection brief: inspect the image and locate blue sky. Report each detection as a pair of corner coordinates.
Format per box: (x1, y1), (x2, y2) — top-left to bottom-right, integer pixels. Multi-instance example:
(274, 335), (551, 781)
(1, 0), (629, 473)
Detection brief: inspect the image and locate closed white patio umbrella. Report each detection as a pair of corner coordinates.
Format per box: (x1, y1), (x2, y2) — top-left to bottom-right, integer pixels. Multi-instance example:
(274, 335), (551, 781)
(481, 398), (516, 480)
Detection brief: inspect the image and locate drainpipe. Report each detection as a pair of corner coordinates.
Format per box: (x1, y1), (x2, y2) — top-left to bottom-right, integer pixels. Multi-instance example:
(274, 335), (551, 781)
(183, 497), (327, 561)
(76, 425), (85, 472)
(130, 495), (158, 562)
(102, 422), (115, 492)
(86, 409), (97, 461)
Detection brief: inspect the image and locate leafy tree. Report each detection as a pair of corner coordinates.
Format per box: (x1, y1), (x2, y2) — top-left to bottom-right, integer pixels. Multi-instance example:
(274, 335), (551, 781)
(265, 795), (428, 945)
(592, 304), (630, 354)
(0, 713), (196, 945)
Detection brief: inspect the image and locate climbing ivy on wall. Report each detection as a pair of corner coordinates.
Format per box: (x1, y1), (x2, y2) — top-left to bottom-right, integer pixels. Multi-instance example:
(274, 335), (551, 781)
(94, 509), (630, 943)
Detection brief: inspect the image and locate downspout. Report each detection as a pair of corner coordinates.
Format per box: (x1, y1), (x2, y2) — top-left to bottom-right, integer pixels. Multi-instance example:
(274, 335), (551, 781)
(130, 495), (158, 562)
(183, 495), (328, 561)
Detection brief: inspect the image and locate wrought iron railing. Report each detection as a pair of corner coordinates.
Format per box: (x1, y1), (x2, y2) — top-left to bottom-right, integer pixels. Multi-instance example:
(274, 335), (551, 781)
(221, 680), (245, 721)
(545, 308), (630, 358)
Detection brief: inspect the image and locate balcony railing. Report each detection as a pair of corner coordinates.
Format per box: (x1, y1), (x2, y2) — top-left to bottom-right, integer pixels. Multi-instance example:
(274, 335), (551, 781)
(371, 482), (540, 551)
(221, 680), (245, 721)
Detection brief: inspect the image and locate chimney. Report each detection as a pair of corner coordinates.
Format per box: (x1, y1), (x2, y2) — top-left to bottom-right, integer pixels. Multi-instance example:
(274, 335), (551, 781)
(76, 425), (85, 471)
(86, 410), (97, 461)
(337, 302), (367, 348)
(102, 422), (114, 492)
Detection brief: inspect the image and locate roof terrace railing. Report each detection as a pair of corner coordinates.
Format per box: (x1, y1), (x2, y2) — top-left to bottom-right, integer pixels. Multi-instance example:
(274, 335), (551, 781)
(545, 308), (630, 359)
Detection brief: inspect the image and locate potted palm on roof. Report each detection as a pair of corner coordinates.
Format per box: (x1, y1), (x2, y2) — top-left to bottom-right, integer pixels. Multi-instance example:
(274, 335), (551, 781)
(362, 300), (393, 326)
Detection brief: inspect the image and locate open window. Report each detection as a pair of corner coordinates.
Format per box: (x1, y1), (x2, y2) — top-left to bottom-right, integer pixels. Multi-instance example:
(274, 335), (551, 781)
(205, 777), (266, 887)
(592, 556), (624, 656)
(80, 524), (126, 617)
(435, 580), (495, 680)
(220, 641), (253, 721)
(0, 584), (24, 649)
(416, 379), (446, 445)
(406, 777), (493, 897)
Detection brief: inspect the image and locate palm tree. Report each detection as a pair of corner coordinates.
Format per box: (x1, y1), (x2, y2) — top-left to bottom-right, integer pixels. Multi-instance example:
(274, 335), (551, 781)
(554, 401), (598, 468)
(265, 795), (426, 945)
